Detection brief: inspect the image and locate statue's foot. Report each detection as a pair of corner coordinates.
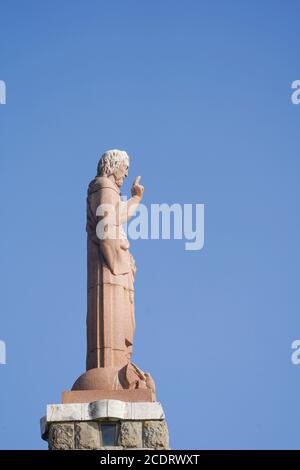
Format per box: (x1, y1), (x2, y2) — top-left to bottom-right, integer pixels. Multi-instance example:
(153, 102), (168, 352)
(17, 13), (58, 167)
(123, 362), (156, 396)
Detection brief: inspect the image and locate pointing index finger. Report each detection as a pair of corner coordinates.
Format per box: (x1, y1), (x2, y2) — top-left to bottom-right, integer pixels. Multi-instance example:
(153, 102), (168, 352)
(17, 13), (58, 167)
(134, 176), (141, 185)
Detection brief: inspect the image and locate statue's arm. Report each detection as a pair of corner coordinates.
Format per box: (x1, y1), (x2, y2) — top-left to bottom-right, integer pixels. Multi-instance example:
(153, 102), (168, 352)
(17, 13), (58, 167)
(96, 187), (130, 275)
(118, 176), (144, 225)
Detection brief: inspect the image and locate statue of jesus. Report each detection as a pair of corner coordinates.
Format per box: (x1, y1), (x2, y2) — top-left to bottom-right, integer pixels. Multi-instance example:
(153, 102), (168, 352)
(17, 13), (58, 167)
(72, 149), (155, 398)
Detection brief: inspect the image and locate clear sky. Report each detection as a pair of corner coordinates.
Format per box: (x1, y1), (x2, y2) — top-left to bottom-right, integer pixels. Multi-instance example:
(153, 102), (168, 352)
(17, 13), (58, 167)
(0, 0), (300, 450)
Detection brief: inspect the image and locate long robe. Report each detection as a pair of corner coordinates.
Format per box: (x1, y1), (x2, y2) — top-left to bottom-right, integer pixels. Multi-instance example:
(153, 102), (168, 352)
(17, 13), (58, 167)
(86, 176), (135, 370)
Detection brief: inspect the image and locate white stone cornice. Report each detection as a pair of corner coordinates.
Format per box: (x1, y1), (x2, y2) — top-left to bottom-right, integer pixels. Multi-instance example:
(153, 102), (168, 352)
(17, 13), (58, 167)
(40, 400), (165, 439)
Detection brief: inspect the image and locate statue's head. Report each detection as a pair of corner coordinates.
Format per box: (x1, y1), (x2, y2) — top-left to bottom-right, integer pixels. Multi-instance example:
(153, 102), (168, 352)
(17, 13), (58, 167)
(97, 149), (130, 188)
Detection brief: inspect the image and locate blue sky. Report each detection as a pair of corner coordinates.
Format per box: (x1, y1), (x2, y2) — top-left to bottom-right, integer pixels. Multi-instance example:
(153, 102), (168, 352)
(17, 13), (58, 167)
(0, 0), (300, 449)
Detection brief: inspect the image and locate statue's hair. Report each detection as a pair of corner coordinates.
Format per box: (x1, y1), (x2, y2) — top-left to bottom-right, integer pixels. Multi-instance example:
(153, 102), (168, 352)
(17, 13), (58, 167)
(97, 149), (130, 176)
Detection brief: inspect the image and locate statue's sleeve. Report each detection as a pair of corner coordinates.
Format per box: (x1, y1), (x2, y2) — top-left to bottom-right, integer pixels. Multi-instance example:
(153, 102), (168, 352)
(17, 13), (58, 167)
(97, 187), (131, 276)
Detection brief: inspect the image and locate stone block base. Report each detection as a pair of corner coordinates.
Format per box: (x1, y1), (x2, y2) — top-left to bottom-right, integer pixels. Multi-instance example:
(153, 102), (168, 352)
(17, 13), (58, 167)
(41, 399), (169, 450)
(62, 388), (154, 404)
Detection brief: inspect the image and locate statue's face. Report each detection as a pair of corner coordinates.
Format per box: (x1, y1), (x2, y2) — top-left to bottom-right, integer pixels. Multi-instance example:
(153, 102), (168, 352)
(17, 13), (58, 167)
(113, 161), (129, 188)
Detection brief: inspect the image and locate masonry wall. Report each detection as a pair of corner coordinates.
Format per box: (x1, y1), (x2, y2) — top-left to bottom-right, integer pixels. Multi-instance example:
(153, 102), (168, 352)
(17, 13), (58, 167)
(47, 419), (169, 450)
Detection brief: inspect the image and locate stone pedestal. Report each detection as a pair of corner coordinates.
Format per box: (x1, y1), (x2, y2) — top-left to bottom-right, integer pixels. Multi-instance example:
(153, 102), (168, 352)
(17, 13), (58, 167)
(41, 400), (169, 450)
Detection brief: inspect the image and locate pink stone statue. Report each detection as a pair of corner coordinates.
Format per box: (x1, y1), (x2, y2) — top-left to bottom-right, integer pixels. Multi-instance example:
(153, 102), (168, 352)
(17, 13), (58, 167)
(70, 150), (156, 402)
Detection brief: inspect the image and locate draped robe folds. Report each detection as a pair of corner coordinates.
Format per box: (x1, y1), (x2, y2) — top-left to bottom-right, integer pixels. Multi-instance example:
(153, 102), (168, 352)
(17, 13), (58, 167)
(86, 176), (135, 371)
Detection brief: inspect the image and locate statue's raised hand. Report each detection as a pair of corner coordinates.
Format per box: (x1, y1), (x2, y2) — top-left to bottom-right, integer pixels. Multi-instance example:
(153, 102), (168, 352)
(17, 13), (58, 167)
(131, 176), (144, 199)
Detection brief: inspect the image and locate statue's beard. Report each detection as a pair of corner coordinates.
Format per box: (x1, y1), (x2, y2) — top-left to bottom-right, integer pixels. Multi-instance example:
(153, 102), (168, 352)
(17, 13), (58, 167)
(115, 178), (124, 188)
